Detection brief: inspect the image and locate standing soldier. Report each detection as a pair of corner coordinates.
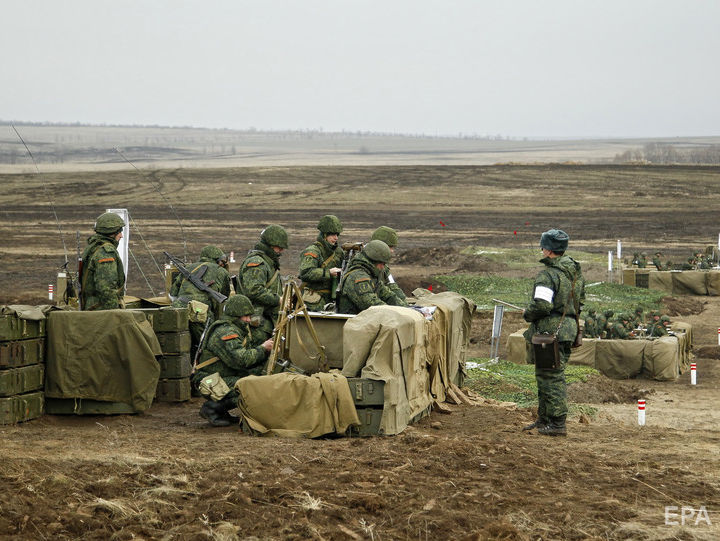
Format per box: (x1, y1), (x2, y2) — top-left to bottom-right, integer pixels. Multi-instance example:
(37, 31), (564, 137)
(80, 212), (126, 311)
(652, 252), (663, 270)
(193, 295), (273, 427)
(522, 229), (584, 437)
(637, 252), (648, 268)
(370, 226), (408, 306)
(238, 225), (288, 342)
(298, 215), (344, 311)
(338, 240), (405, 314)
(170, 245), (231, 358)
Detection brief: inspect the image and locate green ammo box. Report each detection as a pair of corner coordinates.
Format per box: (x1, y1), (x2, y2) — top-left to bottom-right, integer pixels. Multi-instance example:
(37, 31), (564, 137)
(348, 407), (384, 437)
(158, 353), (192, 379)
(156, 331), (191, 354)
(0, 364), (45, 397)
(155, 378), (191, 402)
(346, 377), (385, 407)
(0, 315), (46, 342)
(132, 307), (188, 333)
(0, 391), (44, 425)
(0, 338), (45, 368)
(45, 398), (135, 415)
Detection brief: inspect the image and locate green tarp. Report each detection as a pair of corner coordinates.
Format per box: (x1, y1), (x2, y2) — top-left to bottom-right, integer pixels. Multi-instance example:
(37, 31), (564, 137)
(45, 309), (161, 412)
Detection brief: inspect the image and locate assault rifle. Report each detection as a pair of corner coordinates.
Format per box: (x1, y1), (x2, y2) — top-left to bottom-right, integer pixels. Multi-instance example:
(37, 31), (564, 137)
(163, 251), (228, 304)
(333, 242), (364, 308)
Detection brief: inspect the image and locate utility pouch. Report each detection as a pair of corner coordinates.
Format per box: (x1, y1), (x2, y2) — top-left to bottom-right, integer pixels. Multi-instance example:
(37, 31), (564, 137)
(301, 288), (323, 305)
(197, 372), (230, 401)
(187, 300), (209, 323)
(531, 333), (560, 369)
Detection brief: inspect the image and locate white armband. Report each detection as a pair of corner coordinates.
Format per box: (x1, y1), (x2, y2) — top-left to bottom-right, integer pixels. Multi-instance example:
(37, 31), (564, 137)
(533, 285), (554, 303)
(387, 273), (396, 284)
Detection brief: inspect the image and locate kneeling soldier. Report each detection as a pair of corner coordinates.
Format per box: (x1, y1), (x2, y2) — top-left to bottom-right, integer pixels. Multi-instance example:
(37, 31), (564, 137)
(370, 226), (408, 306)
(298, 215), (344, 311)
(193, 295), (273, 427)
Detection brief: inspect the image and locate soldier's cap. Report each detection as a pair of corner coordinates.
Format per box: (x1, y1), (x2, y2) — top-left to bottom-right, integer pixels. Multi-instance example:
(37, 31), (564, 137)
(540, 229), (569, 252)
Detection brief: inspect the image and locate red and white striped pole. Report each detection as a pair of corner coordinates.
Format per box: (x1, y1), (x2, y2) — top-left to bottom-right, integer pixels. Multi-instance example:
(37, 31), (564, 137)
(637, 399), (646, 426)
(717, 328), (720, 346)
(48, 284), (54, 301)
(690, 362), (697, 385)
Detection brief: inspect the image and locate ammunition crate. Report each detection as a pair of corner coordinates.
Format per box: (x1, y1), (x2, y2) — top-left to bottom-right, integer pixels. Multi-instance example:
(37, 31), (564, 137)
(45, 397), (135, 415)
(0, 338), (45, 368)
(156, 331), (191, 354)
(635, 272), (650, 289)
(346, 377), (385, 407)
(0, 364), (45, 397)
(132, 307), (188, 333)
(0, 315), (46, 342)
(348, 407), (384, 437)
(155, 378), (191, 402)
(158, 353), (192, 379)
(0, 391), (44, 425)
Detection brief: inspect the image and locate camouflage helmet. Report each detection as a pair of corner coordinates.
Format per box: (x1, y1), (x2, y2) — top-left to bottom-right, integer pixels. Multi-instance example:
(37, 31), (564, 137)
(371, 226), (398, 248)
(641, 252), (647, 257)
(540, 229), (569, 252)
(363, 240), (392, 263)
(94, 212), (125, 235)
(200, 245), (226, 262)
(224, 294), (254, 317)
(317, 215), (343, 235)
(635, 306), (644, 315)
(604, 309), (614, 318)
(261, 224), (289, 249)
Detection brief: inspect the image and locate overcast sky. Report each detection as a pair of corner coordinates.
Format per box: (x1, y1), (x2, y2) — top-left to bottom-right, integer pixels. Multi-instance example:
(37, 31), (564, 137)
(3, 0), (719, 138)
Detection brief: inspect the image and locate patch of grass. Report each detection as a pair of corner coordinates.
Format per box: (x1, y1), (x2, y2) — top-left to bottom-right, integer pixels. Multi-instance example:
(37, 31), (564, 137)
(583, 282), (665, 315)
(465, 359), (599, 408)
(436, 274), (534, 310)
(460, 246), (607, 271)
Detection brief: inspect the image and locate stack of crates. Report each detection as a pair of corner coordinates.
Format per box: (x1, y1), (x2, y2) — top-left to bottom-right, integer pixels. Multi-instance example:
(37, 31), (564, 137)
(346, 377), (385, 437)
(0, 311), (46, 424)
(134, 307), (193, 402)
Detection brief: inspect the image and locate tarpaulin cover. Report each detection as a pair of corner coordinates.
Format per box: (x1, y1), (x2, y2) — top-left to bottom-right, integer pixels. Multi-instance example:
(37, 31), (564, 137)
(342, 305), (432, 435)
(624, 268), (720, 296)
(594, 339), (645, 379)
(235, 371), (360, 438)
(45, 309), (161, 412)
(707, 273), (720, 296)
(568, 338), (596, 366)
(642, 336), (681, 381)
(648, 272), (673, 293)
(671, 271), (708, 295)
(1, 305), (56, 320)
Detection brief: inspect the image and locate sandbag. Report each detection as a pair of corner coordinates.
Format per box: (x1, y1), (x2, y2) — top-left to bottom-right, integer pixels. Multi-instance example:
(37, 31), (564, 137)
(642, 336), (680, 381)
(235, 371), (359, 438)
(594, 339), (646, 379)
(45, 310), (161, 412)
(671, 271), (708, 295)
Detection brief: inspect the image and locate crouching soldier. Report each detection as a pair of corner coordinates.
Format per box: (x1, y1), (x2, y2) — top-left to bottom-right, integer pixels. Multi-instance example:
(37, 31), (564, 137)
(370, 226), (408, 306)
(192, 295), (273, 427)
(337, 240), (406, 314)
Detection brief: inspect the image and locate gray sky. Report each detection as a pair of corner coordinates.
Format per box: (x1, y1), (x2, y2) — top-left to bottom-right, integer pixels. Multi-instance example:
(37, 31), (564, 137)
(3, 0), (719, 137)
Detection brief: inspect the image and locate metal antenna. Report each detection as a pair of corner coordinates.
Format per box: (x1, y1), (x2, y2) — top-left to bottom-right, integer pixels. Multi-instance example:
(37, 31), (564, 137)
(114, 147), (189, 262)
(11, 124), (70, 267)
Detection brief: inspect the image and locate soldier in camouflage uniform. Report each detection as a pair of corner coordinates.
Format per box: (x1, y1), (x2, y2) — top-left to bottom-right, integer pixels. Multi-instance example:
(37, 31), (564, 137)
(522, 229), (585, 437)
(370, 226), (408, 306)
(193, 295), (273, 427)
(648, 313), (669, 337)
(238, 225), (288, 342)
(637, 252), (648, 268)
(652, 252), (663, 271)
(631, 306), (644, 328)
(583, 308), (598, 338)
(170, 245), (231, 359)
(595, 309), (613, 339)
(338, 240), (405, 314)
(298, 215), (344, 311)
(80, 212), (126, 311)
(607, 314), (631, 339)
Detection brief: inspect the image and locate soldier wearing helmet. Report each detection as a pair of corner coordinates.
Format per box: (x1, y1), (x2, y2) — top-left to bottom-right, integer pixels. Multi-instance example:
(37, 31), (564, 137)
(370, 226), (408, 306)
(337, 240), (405, 314)
(79, 212), (126, 310)
(193, 294), (273, 427)
(238, 225), (288, 342)
(298, 215), (344, 311)
(169, 245), (231, 358)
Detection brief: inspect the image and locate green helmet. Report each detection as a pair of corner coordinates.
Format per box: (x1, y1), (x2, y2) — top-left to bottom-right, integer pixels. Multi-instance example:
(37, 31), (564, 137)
(261, 225), (289, 249)
(363, 240), (392, 263)
(588, 308), (597, 315)
(604, 310), (614, 318)
(660, 315), (671, 323)
(317, 215), (343, 235)
(371, 226), (398, 248)
(224, 294), (254, 317)
(635, 306), (644, 315)
(200, 245), (226, 262)
(94, 212), (125, 235)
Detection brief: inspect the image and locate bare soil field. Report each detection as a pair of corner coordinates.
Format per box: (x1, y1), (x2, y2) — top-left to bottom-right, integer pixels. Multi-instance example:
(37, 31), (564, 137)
(1, 164), (719, 539)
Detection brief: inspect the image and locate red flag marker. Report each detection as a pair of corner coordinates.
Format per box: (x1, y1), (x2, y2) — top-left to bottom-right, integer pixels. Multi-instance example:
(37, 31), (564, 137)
(428, 285), (433, 291)
(513, 230), (517, 235)
(439, 221), (446, 227)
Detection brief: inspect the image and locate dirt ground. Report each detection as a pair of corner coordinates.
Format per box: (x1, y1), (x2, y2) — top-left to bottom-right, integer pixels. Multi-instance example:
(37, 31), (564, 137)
(1, 165), (719, 540)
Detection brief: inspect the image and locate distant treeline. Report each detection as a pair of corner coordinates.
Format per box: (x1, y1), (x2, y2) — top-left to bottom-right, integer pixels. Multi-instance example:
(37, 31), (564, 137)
(614, 143), (720, 164)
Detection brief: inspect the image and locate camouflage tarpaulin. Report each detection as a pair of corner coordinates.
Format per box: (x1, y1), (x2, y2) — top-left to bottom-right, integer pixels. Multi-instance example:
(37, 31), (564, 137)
(45, 309), (161, 412)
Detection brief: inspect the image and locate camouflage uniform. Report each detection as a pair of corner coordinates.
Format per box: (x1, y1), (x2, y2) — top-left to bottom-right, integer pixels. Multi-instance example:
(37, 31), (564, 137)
(298, 216), (344, 311)
(523, 229), (585, 436)
(583, 309), (598, 338)
(238, 225), (287, 342)
(637, 252), (647, 268)
(607, 315), (630, 339)
(80, 212), (126, 311)
(595, 310), (613, 339)
(652, 252), (663, 271)
(338, 241), (404, 314)
(371, 226), (408, 306)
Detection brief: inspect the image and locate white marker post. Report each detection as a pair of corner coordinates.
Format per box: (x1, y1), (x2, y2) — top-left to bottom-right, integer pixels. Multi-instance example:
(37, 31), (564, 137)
(637, 399), (646, 426)
(617, 240), (622, 260)
(230, 251), (235, 263)
(48, 284), (54, 301)
(608, 251), (613, 271)
(690, 362), (697, 385)
(717, 328), (720, 346)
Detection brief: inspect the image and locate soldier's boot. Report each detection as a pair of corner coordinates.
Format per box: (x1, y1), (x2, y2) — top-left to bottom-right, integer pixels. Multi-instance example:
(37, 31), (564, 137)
(217, 395), (240, 424)
(522, 418), (547, 431)
(537, 415), (567, 437)
(199, 400), (231, 427)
